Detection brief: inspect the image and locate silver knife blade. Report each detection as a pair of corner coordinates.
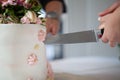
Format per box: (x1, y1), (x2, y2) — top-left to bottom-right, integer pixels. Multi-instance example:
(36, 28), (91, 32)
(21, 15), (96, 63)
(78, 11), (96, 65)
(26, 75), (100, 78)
(44, 29), (101, 44)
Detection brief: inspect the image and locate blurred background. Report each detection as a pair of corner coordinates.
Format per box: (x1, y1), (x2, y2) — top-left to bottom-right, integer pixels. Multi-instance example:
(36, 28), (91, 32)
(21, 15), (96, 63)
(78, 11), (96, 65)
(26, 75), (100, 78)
(46, 0), (120, 61)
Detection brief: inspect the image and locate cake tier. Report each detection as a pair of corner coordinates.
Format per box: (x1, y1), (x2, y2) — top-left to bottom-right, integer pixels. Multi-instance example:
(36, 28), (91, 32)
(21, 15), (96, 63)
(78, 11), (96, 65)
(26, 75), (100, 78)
(0, 24), (47, 80)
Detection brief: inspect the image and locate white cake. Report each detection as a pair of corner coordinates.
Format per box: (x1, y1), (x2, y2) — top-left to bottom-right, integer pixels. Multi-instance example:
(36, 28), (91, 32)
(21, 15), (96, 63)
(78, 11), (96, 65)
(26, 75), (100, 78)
(0, 24), (48, 80)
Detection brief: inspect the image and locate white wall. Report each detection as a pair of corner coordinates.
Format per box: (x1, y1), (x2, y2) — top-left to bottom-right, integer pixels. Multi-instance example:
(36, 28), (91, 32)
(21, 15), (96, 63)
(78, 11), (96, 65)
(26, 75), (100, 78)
(63, 0), (120, 58)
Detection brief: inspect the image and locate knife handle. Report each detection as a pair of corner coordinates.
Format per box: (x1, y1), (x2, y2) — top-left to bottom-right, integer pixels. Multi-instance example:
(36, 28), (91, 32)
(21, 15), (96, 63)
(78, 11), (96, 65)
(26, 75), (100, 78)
(98, 29), (104, 38)
(101, 29), (104, 35)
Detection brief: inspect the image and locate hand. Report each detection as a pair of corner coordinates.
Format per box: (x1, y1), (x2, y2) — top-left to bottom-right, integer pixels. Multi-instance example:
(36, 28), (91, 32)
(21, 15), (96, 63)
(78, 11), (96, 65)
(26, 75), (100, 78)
(99, 0), (120, 17)
(98, 7), (120, 47)
(46, 18), (60, 35)
(44, 0), (62, 35)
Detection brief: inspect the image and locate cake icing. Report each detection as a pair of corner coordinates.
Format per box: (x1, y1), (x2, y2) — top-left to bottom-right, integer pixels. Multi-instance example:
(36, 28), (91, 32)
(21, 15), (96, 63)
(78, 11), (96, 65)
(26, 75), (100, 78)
(0, 24), (53, 80)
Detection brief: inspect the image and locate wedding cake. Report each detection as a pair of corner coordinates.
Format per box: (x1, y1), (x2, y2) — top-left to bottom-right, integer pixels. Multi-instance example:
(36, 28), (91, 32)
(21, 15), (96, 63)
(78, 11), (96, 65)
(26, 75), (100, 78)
(0, 24), (50, 80)
(0, 0), (54, 80)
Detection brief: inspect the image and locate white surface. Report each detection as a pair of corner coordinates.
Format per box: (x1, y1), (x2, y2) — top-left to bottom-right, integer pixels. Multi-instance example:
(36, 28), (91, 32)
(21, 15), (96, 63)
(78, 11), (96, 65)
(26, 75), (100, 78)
(51, 57), (120, 80)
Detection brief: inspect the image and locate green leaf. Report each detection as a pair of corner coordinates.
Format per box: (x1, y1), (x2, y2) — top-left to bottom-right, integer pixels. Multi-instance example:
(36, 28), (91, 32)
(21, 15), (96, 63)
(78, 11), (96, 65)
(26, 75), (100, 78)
(0, 5), (3, 14)
(31, 5), (41, 13)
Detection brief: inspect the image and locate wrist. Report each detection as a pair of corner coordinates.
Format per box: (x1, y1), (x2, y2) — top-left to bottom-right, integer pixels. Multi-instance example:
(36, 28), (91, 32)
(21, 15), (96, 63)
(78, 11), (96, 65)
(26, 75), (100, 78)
(46, 11), (61, 21)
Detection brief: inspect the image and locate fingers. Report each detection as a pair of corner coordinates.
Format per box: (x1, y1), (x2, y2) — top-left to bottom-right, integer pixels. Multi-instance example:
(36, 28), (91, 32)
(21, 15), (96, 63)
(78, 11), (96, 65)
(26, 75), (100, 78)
(101, 35), (117, 47)
(98, 13), (110, 22)
(98, 22), (109, 43)
(52, 25), (59, 35)
(98, 25), (117, 47)
(46, 19), (59, 35)
(109, 41), (116, 47)
(98, 17), (106, 24)
(46, 23), (59, 35)
(100, 29), (109, 43)
(98, 18), (117, 47)
(99, 2), (119, 17)
(100, 30), (116, 47)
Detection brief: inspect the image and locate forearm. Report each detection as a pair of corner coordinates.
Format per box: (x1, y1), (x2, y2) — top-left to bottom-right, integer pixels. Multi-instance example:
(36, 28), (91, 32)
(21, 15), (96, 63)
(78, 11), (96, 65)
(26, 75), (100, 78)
(42, 0), (64, 35)
(45, 1), (63, 16)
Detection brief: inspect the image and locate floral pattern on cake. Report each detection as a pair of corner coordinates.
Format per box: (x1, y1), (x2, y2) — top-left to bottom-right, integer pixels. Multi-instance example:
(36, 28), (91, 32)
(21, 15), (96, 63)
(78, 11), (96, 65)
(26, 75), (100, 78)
(34, 44), (40, 50)
(26, 28), (54, 80)
(38, 29), (46, 42)
(27, 77), (33, 80)
(47, 61), (54, 80)
(27, 53), (38, 66)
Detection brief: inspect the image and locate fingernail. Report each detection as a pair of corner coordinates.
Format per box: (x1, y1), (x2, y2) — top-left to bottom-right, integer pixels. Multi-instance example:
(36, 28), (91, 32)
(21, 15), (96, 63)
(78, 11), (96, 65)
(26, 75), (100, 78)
(98, 17), (101, 21)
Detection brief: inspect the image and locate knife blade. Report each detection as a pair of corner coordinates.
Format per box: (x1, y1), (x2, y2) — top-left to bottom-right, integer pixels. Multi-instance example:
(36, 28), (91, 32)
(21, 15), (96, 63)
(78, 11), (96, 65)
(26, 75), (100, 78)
(44, 29), (103, 44)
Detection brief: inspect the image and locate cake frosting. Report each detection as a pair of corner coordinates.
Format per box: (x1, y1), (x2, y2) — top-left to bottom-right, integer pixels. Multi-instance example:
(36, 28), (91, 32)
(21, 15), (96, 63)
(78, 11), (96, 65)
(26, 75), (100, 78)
(0, 24), (53, 80)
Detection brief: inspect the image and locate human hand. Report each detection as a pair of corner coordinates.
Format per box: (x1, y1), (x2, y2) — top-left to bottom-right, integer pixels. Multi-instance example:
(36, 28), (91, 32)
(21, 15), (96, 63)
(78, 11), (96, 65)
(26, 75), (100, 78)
(38, 18), (60, 42)
(99, 0), (120, 17)
(98, 7), (120, 47)
(46, 18), (60, 35)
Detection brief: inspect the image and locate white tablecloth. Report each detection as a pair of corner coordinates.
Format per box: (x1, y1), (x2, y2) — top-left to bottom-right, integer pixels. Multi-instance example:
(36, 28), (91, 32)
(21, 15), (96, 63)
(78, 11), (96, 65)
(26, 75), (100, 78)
(51, 57), (120, 80)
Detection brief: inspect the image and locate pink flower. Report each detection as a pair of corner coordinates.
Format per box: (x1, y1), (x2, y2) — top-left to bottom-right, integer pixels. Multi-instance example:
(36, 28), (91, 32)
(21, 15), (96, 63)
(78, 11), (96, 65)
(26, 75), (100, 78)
(21, 13), (42, 24)
(20, 16), (31, 24)
(36, 18), (42, 24)
(17, 0), (25, 6)
(17, 0), (32, 8)
(25, 11), (38, 23)
(38, 29), (46, 42)
(27, 53), (38, 66)
(1, 0), (16, 7)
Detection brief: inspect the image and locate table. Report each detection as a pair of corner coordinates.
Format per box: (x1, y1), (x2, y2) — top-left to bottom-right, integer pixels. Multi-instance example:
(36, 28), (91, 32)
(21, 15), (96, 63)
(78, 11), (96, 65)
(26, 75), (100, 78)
(51, 57), (120, 80)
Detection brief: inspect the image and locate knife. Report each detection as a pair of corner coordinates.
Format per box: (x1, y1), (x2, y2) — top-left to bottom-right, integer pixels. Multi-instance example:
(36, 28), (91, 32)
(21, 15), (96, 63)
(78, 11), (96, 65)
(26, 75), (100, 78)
(44, 29), (104, 44)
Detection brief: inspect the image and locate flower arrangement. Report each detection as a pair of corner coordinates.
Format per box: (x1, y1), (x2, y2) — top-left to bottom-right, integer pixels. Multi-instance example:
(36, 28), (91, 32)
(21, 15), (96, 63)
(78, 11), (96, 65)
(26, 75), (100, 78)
(0, 0), (43, 24)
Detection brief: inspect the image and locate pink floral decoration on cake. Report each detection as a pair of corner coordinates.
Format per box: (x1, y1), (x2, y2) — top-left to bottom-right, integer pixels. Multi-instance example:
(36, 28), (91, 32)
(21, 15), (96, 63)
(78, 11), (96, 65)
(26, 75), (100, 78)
(27, 77), (33, 80)
(27, 53), (38, 65)
(47, 61), (54, 80)
(38, 29), (46, 42)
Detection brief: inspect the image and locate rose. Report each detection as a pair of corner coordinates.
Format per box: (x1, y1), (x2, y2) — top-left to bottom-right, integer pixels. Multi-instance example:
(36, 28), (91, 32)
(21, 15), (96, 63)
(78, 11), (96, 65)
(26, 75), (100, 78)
(1, 0), (16, 7)
(0, 0), (43, 24)
(21, 10), (42, 24)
